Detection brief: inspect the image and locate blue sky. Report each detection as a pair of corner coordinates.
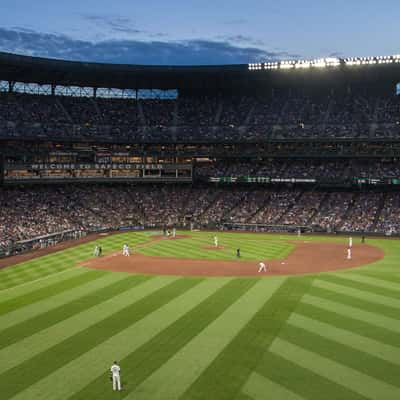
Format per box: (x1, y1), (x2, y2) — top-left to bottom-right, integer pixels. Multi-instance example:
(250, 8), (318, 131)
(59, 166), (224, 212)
(0, 0), (398, 65)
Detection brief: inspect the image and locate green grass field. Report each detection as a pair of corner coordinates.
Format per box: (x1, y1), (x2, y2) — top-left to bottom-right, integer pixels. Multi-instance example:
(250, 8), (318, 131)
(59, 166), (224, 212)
(0, 231), (400, 400)
(139, 231), (294, 260)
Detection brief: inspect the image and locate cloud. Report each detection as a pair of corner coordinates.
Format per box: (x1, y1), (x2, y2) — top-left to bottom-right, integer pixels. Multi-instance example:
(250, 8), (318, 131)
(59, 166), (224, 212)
(215, 34), (265, 47)
(214, 35), (301, 59)
(150, 32), (169, 38)
(0, 27), (296, 65)
(81, 14), (143, 35)
(328, 51), (344, 58)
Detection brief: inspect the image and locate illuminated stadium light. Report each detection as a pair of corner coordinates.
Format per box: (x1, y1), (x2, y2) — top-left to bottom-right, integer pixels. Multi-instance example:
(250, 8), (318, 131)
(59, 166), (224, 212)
(249, 62), (263, 70)
(249, 53), (400, 71)
(280, 63), (294, 69)
(248, 62), (263, 70)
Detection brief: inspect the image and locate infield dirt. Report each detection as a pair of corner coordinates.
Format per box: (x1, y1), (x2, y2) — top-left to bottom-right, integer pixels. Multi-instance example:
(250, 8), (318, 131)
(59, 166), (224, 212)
(82, 237), (384, 277)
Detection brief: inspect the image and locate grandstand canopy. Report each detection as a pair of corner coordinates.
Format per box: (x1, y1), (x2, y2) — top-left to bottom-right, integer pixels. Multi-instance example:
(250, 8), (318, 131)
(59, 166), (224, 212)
(0, 52), (400, 95)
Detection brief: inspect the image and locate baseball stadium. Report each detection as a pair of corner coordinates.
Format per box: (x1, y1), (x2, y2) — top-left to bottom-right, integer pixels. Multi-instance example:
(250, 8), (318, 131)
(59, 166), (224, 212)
(1, 51), (400, 400)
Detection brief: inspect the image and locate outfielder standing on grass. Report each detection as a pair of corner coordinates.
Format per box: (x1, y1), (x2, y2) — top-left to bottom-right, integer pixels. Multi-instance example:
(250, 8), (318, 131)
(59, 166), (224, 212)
(214, 235), (218, 248)
(110, 361), (121, 391)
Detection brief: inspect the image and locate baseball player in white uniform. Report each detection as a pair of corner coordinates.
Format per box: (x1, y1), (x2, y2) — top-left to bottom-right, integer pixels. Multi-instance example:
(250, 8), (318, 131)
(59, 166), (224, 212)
(122, 244), (130, 257)
(214, 236), (218, 248)
(110, 361), (121, 391)
(347, 248), (352, 260)
(172, 227), (176, 238)
(258, 261), (267, 272)
(349, 236), (353, 248)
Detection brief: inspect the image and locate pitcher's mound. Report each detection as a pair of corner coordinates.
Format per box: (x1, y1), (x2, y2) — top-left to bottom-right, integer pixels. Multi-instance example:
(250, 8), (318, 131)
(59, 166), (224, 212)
(202, 246), (226, 250)
(152, 235), (190, 240)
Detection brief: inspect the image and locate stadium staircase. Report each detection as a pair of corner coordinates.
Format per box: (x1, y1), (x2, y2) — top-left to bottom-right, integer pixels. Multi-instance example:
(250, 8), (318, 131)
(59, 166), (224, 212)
(238, 104), (255, 135)
(91, 99), (104, 124)
(210, 99), (223, 135)
(55, 98), (73, 123)
(170, 101), (179, 139)
(222, 189), (256, 222)
(272, 98), (290, 136)
(321, 97), (334, 131)
(279, 161), (290, 177)
(307, 192), (330, 225)
(60, 188), (104, 228)
(368, 97), (381, 137)
(126, 188), (146, 223)
(178, 187), (195, 224)
(244, 191), (272, 223)
(275, 190), (304, 225)
(195, 190), (225, 222)
(214, 100), (223, 125)
(371, 192), (387, 231)
(336, 192), (358, 231)
(137, 100), (146, 125)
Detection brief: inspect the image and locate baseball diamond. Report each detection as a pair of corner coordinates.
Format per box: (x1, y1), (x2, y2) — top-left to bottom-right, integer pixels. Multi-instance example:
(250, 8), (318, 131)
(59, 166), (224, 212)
(0, 230), (400, 400)
(1, 48), (400, 400)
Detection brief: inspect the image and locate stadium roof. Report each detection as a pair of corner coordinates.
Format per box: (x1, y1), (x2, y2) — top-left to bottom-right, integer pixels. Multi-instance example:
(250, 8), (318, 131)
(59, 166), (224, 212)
(0, 51), (400, 93)
(0, 52), (247, 91)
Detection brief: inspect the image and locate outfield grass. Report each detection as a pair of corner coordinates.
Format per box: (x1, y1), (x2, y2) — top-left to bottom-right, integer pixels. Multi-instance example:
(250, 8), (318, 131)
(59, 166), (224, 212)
(0, 231), (399, 400)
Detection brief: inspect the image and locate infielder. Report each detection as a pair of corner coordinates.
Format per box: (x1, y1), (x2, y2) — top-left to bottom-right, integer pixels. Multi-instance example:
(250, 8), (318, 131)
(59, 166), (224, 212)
(349, 236), (353, 248)
(258, 261), (267, 272)
(122, 244), (130, 257)
(214, 235), (218, 248)
(93, 245), (99, 257)
(172, 227), (176, 238)
(347, 247), (352, 260)
(110, 361), (121, 391)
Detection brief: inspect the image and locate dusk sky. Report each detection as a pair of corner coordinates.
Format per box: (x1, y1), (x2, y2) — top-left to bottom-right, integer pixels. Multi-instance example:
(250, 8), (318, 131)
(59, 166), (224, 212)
(0, 0), (398, 65)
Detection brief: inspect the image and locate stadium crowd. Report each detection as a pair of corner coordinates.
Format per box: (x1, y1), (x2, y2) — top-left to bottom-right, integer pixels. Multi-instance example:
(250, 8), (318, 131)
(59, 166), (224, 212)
(1, 184), (399, 251)
(1, 92), (400, 141)
(2, 91), (400, 253)
(196, 160), (400, 180)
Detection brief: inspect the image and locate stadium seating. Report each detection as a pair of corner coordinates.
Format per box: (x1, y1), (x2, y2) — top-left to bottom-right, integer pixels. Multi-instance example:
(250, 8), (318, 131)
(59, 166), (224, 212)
(1, 92), (400, 141)
(1, 185), (399, 251)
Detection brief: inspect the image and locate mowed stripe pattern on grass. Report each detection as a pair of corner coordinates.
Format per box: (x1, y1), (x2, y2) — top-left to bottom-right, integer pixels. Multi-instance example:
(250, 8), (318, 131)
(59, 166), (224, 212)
(249, 271), (400, 400)
(0, 231), (400, 400)
(0, 232), (149, 290)
(138, 233), (293, 261)
(0, 271), (284, 400)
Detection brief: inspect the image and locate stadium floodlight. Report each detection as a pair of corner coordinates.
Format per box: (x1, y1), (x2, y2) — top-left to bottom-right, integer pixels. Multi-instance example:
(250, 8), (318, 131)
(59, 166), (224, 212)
(251, 53), (400, 72)
(313, 60), (326, 68)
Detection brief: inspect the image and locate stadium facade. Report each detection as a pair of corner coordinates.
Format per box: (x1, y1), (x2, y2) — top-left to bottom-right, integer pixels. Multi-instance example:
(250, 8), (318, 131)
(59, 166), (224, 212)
(1, 51), (400, 256)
